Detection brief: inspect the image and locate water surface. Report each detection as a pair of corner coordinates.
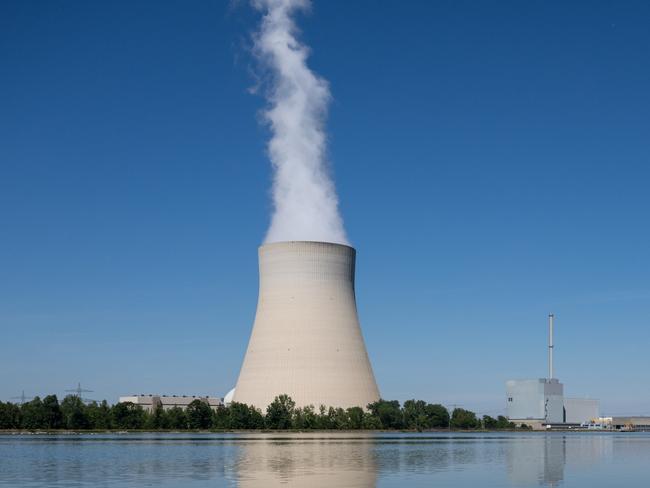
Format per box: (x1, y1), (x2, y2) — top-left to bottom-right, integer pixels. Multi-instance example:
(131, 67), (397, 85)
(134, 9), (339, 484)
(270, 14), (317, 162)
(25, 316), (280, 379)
(1, 432), (649, 487)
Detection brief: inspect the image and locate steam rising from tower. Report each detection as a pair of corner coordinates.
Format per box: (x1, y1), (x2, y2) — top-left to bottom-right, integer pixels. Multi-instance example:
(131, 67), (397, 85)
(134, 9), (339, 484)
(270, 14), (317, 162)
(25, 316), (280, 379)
(252, 0), (348, 245)
(232, 1), (379, 410)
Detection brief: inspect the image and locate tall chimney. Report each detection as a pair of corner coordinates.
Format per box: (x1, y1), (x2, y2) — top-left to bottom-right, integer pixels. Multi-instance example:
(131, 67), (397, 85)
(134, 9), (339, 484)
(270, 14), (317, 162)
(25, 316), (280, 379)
(548, 313), (554, 380)
(233, 241), (380, 409)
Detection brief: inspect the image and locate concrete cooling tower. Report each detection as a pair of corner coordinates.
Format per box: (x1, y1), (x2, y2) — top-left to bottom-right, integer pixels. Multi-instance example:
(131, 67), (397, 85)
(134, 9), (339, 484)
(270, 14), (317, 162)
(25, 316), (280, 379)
(233, 241), (380, 410)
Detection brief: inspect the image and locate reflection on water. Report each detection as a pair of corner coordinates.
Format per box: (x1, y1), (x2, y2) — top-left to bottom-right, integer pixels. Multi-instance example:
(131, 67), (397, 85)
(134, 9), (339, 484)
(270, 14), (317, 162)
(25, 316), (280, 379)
(231, 434), (377, 487)
(506, 434), (613, 486)
(0, 432), (647, 487)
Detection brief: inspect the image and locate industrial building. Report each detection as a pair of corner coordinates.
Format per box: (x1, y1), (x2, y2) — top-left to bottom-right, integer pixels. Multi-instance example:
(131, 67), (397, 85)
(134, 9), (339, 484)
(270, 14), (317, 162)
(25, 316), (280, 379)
(118, 394), (223, 412)
(610, 417), (650, 430)
(506, 378), (564, 426)
(232, 241), (380, 410)
(506, 314), (600, 428)
(564, 398), (600, 424)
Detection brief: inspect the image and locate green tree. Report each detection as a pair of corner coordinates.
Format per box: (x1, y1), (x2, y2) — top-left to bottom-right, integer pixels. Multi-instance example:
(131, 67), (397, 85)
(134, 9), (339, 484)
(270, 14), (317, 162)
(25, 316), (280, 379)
(42, 395), (63, 429)
(496, 416), (514, 429)
(362, 412), (381, 429)
(112, 401), (146, 429)
(60, 395), (90, 429)
(227, 402), (264, 429)
(367, 400), (403, 429)
(483, 415), (498, 429)
(246, 405), (264, 429)
(21, 397), (47, 429)
(87, 400), (112, 429)
(166, 406), (187, 429)
(346, 407), (364, 430)
(450, 408), (479, 429)
(292, 405), (318, 429)
(145, 405), (168, 430)
(0, 402), (21, 429)
(228, 402), (250, 429)
(186, 400), (213, 429)
(314, 405), (336, 429)
(403, 399), (429, 431)
(424, 403), (450, 428)
(212, 406), (231, 430)
(265, 394), (295, 429)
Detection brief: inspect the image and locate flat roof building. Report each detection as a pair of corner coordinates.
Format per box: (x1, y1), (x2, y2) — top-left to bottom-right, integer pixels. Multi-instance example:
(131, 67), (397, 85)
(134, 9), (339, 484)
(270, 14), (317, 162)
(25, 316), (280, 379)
(506, 378), (565, 426)
(118, 394), (223, 412)
(611, 417), (650, 430)
(564, 398), (599, 424)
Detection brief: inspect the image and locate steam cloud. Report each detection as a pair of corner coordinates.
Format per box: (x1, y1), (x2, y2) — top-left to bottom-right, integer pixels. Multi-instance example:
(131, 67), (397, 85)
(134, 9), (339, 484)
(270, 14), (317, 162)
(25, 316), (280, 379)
(252, 0), (349, 245)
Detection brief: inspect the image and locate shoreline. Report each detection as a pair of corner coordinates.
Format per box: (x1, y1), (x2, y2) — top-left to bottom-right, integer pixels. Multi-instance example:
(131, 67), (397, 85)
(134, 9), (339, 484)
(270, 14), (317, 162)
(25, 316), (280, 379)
(0, 428), (639, 435)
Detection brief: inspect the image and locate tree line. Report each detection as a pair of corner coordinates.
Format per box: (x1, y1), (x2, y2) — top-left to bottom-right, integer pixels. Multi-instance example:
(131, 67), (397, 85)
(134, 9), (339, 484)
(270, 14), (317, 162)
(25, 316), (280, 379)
(0, 394), (527, 431)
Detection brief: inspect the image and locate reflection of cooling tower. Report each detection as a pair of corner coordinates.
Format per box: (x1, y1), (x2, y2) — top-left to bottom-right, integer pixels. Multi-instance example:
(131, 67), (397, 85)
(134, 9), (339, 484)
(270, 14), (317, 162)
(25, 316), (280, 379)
(233, 241), (380, 409)
(232, 433), (377, 487)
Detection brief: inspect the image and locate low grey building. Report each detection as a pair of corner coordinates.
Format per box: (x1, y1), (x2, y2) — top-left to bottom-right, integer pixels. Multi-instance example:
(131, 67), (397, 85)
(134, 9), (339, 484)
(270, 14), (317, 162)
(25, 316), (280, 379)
(118, 394), (223, 412)
(611, 417), (650, 430)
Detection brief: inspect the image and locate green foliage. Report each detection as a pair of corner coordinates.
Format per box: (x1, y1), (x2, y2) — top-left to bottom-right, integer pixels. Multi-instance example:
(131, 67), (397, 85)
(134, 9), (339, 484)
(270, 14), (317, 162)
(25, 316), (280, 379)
(450, 408), (480, 429)
(61, 395), (90, 429)
(346, 407), (364, 430)
(292, 405), (318, 429)
(166, 406), (187, 429)
(265, 394), (295, 429)
(497, 416), (515, 429)
(42, 395), (63, 429)
(86, 400), (112, 429)
(0, 401), (21, 429)
(362, 411), (382, 429)
(20, 397), (46, 430)
(403, 400), (450, 430)
(0, 392), (490, 432)
(186, 400), (213, 429)
(367, 399), (404, 429)
(223, 402), (262, 429)
(112, 401), (146, 429)
(483, 415), (497, 429)
(145, 405), (169, 430)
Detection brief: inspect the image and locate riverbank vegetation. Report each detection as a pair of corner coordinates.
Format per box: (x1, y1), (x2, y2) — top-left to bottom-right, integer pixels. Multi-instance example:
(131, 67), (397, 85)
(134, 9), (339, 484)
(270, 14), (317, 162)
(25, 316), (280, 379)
(0, 394), (526, 431)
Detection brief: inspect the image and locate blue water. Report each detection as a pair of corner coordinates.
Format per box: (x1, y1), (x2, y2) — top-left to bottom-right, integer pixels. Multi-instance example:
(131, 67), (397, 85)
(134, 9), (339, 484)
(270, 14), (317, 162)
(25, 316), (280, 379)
(1, 432), (649, 487)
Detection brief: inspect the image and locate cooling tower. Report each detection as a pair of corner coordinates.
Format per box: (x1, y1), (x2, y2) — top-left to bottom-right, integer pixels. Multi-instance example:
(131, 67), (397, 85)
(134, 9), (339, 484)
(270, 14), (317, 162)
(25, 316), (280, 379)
(233, 241), (380, 410)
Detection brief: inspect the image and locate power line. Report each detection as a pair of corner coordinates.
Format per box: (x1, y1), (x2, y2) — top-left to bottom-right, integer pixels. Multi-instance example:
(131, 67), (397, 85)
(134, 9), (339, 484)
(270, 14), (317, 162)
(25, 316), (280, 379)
(65, 382), (96, 404)
(10, 390), (32, 404)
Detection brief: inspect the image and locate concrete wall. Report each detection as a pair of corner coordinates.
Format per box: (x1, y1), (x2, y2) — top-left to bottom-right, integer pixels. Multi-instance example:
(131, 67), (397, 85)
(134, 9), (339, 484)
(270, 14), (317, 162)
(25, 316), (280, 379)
(234, 241), (380, 410)
(564, 398), (599, 424)
(506, 378), (564, 423)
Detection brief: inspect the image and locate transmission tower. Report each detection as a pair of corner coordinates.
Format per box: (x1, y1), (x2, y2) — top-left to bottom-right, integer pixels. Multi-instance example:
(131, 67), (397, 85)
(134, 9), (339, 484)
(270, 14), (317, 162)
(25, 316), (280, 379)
(65, 382), (95, 404)
(10, 390), (32, 404)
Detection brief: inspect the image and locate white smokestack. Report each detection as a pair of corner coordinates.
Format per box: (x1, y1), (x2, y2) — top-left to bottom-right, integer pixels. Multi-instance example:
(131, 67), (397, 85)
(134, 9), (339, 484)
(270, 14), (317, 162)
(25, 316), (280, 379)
(252, 0), (348, 245)
(548, 313), (554, 380)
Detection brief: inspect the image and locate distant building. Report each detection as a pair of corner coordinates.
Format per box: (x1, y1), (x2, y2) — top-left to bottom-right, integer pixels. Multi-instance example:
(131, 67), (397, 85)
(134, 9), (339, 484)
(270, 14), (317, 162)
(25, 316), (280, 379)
(506, 378), (565, 427)
(505, 315), (602, 429)
(564, 398), (599, 424)
(610, 417), (650, 430)
(118, 394), (223, 412)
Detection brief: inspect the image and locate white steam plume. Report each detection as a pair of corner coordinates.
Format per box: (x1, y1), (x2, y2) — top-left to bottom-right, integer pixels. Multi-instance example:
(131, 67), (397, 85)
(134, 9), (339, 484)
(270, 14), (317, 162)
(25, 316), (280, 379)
(252, 0), (349, 245)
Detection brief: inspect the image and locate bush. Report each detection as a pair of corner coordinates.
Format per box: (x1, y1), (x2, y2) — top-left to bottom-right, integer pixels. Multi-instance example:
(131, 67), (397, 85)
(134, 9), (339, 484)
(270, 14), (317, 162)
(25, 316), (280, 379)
(186, 400), (213, 429)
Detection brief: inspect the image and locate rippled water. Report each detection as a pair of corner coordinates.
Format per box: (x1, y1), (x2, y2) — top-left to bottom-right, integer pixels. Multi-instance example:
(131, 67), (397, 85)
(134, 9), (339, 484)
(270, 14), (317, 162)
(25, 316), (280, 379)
(1, 432), (649, 487)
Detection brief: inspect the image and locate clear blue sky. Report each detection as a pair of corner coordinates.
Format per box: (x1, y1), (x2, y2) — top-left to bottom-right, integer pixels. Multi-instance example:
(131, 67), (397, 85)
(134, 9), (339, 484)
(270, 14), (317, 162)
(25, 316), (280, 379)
(1, 0), (648, 416)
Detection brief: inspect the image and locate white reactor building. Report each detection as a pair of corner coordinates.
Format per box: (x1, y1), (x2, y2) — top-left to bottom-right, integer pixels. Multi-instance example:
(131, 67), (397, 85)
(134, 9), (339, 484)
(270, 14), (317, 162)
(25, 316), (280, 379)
(232, 241), (380, 410)
(506, 314), (599, 428)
